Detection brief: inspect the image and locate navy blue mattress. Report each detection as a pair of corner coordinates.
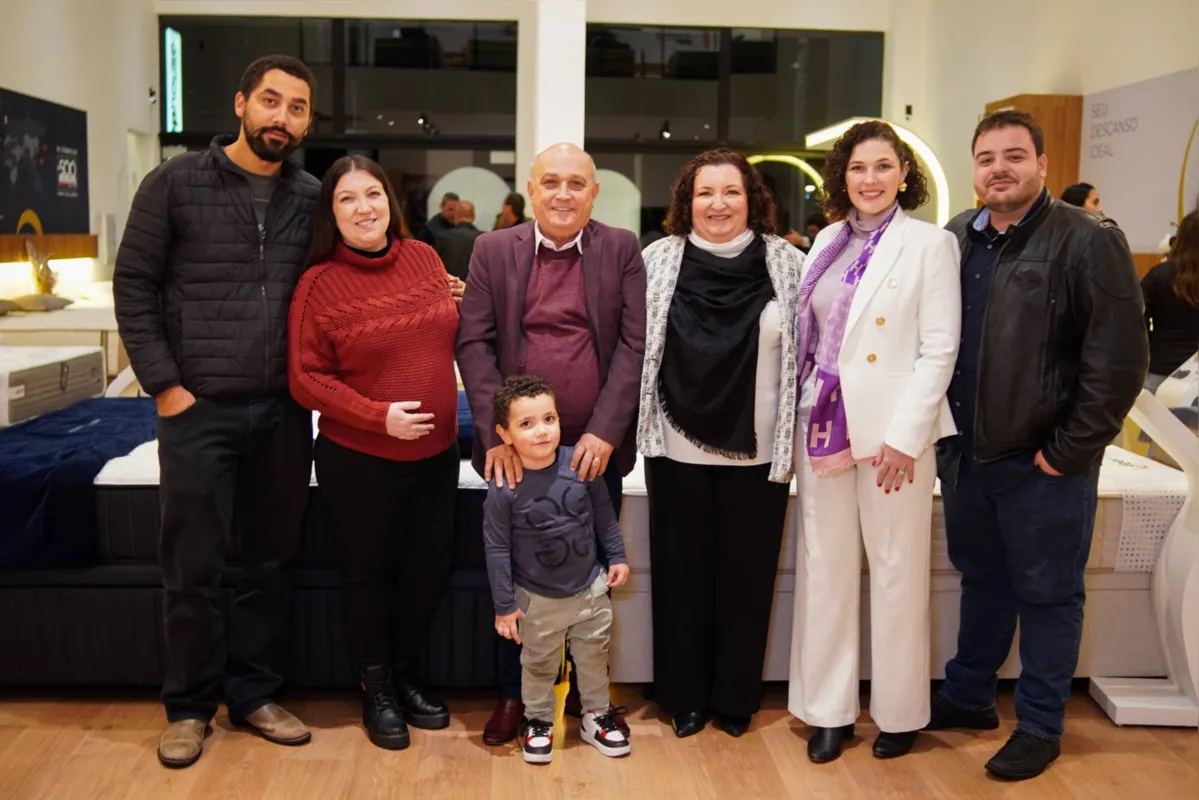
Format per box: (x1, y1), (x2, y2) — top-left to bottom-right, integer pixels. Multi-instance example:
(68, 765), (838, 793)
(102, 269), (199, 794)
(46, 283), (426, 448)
(0, 398), (157, 569)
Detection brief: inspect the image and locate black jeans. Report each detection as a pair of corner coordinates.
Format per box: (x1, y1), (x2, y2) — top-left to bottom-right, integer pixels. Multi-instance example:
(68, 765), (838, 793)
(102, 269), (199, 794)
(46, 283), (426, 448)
(315, 436), (459, 669)
(645, 457), (789, 717)
(496, 467), (623, 700)
(157, 395), (312, 723)
(939, 446), (1099, 741)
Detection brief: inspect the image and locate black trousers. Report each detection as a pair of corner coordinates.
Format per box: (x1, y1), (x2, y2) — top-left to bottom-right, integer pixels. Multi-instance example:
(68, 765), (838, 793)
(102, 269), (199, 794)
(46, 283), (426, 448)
(314, 436), (459, 670)
(645, 457), (789, 717)
(496, 467), (623, 700)
(157, 395), (312, 723)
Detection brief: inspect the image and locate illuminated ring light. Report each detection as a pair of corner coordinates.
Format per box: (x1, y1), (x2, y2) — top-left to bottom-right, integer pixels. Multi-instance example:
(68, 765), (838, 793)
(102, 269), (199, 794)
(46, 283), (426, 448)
(746, 154), (825, 194)
(804, 118), (951, 227)
(1180, 118), (1198, 219)
(16, 209), (43, 236)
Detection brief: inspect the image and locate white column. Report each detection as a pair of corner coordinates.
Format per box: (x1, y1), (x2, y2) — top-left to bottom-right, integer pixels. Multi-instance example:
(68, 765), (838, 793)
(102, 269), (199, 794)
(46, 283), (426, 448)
(515, 0), (588, 192)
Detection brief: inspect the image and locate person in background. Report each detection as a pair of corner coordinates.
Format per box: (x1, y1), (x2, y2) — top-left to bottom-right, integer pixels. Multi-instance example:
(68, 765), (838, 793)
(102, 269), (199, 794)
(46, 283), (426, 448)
(805, 212), (829, 245)
(492, 191), (531, 231)
(457, 142), (646, 747)
(777, 207), (807, 249)
(417, 191), (459, 245)
(787, 120), (961, 764)
(484, 374), (631, 764)
(289, 155), (460, 751)
(638, 148), (801, 739)
(931, 110), (1147, 781)
(1141, 210), (1199, 391)
(114, 54), (320, 768)
(435, 199), (483, 280)
(1060, 182), (1103, 215)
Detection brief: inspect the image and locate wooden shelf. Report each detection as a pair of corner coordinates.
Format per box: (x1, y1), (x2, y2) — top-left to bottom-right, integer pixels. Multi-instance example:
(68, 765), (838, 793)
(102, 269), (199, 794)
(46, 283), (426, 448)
(0, 234), (98, 263)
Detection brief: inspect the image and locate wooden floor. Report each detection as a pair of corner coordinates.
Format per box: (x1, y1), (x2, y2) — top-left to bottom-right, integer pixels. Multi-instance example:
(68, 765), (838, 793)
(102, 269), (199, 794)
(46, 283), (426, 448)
(0, 686), (1195, 800)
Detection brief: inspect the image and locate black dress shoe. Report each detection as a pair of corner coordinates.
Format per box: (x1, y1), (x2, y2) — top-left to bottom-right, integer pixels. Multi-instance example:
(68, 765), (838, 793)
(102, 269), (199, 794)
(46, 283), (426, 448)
(924, 692), (1000, 731)
(808, 724), (854, 763)
(358, 665), (410, 750)
(873, 730), (918, 759)
(392, 660), (450, 730)
(713, 714), (751, 738)
(985, 731), (1061, 780)
(671, 711), (707, 738)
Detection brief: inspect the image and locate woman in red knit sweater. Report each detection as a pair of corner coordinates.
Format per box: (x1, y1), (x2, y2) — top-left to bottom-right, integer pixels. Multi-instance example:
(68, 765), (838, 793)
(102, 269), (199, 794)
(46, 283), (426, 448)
(288, 156), (460, 751)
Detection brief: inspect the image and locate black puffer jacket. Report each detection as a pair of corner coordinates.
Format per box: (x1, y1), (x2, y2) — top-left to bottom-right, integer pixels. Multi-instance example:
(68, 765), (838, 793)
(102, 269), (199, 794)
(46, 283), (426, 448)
(946, 198), (1149, 474)
(114, 136), (320, 398)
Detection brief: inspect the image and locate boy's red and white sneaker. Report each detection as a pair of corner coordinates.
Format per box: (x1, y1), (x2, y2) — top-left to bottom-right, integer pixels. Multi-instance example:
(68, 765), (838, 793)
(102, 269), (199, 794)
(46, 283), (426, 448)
(581, 710), (631, 757)
(520, 718), (554, 764)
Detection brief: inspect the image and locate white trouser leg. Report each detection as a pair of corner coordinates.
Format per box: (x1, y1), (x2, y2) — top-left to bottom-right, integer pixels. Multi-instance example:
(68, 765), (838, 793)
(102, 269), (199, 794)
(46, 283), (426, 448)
(857, 447), (935, 733)
(788, 447), (864, 728)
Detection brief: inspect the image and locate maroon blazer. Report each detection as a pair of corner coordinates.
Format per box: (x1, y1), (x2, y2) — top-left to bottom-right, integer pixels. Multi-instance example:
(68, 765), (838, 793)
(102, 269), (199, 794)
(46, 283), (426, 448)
(456, 219), (647, 477)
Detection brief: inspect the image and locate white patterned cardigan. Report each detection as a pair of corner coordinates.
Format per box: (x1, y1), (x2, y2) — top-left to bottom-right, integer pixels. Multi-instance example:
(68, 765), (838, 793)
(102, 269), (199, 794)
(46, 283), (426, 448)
(635, 234), (804, 483)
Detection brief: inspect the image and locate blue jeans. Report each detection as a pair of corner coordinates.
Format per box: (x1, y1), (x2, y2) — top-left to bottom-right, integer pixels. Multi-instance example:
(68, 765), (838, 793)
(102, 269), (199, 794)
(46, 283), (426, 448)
(938, 445), (1098, 741)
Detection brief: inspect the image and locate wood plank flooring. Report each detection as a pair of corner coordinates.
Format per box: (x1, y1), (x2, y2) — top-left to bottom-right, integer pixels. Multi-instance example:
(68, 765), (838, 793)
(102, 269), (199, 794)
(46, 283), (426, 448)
(0, 687), (1195, 799)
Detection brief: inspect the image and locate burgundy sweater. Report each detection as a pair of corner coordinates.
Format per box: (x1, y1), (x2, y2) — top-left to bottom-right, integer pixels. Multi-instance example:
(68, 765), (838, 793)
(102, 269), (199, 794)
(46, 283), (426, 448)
(288, 238), (458, 461)
(523, 245), (600, 444)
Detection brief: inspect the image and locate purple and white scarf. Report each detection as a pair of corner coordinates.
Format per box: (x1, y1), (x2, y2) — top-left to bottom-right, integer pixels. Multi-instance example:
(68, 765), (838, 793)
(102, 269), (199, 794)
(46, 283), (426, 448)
(796, 209), (896, 474)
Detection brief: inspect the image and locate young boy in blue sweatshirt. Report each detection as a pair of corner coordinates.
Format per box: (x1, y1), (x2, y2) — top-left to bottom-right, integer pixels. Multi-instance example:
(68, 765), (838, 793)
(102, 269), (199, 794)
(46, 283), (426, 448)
(483, 374), (631, 764)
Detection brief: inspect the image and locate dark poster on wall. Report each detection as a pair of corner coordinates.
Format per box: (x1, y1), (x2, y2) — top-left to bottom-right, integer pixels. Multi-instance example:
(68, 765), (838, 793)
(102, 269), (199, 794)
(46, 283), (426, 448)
(0, 87), (89, 235)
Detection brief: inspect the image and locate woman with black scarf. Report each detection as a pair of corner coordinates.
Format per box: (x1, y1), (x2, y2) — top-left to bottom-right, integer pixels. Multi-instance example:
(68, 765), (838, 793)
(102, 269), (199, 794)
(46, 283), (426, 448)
(637, 149), (802, 739)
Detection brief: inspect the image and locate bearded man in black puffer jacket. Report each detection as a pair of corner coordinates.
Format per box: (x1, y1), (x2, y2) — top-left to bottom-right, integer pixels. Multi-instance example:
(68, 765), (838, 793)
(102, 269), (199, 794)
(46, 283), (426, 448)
(114, 54), (320, 769)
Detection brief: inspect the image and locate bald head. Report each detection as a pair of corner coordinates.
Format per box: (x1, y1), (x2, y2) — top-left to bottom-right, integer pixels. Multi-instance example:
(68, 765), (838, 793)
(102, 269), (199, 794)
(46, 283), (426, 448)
(455, 200), (475, 223)
(527, 142), (600, 247)
(530, 142), (596, 182)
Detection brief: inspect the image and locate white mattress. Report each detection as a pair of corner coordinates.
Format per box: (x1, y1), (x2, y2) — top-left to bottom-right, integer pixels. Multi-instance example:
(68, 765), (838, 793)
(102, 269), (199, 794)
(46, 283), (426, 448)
(91, 432), (1185, 683)
(95, 434), (1184, 576)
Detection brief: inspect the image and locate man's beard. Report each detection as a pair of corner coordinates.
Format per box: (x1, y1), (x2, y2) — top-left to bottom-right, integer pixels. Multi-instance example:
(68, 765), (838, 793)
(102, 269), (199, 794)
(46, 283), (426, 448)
(245, 121), (299, 163)
(981, 177), (1039, 215)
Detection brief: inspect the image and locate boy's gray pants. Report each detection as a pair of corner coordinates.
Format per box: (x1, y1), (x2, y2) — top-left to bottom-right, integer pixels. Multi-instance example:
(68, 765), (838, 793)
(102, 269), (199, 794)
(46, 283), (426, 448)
(515, 573), (613, 722)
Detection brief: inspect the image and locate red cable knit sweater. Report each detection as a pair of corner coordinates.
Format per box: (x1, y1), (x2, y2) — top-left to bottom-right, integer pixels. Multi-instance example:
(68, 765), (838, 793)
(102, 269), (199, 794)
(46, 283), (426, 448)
(288, 238), (459, 462)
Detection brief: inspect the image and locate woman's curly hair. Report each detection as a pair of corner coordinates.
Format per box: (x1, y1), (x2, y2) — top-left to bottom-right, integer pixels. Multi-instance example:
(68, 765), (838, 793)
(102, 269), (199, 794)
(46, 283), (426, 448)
(821, 120), (929, 221)
(663, 148), (777, 236)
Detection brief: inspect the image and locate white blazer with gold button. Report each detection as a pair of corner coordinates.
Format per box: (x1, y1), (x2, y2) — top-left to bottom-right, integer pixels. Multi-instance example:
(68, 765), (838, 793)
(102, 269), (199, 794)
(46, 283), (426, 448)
(800, 208), (962, 460)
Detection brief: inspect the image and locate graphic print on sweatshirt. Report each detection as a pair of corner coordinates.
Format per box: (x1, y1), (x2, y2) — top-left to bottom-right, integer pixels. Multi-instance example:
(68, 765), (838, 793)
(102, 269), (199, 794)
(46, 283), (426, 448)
(512, 481), (595, 570)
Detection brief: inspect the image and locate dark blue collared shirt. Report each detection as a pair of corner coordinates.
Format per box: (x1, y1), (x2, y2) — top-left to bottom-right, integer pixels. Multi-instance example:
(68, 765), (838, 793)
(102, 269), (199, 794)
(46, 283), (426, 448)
(948, 190), (1049, 486)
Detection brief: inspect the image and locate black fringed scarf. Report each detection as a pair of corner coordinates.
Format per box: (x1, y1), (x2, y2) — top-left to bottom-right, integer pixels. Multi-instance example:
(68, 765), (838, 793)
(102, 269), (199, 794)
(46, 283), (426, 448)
(658, 235), (775, 459)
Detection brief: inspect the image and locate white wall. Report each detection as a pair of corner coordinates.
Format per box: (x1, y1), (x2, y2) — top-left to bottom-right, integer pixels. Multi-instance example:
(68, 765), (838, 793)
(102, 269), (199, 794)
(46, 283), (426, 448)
(156, 0), (892, 30)
(888, 0), (1199, 217)
(1, 0), (159, 274)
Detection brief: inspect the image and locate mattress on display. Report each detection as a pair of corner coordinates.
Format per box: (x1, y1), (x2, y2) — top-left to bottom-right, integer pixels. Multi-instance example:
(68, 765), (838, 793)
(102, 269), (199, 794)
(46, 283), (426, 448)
(0, 345), (105, 427)
(94, 439), (1186, 576)
(0, 397), (157, 569)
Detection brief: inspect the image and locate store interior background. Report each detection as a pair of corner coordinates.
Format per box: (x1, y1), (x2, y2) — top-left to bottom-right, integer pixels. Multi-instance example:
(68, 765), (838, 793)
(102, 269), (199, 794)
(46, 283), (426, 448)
(1, 0), (1196, 291)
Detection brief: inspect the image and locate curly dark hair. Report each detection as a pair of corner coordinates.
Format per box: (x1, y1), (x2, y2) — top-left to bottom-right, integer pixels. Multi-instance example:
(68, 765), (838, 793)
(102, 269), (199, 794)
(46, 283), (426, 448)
(821, 121), (929, 221)
(663, 148), (777, 236)
(492, 374), (557, 429)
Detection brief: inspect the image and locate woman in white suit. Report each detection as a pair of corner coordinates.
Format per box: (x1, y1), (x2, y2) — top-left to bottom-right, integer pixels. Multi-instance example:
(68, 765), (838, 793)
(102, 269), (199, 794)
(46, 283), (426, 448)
(788, 120), (961, 763)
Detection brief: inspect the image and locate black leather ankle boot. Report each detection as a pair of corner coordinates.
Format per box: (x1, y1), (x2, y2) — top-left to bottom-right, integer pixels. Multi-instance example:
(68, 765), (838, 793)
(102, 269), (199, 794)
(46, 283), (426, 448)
(392, 659), (451, 730)
(359, 664), (410, 750)
(808, 724), (855, 763)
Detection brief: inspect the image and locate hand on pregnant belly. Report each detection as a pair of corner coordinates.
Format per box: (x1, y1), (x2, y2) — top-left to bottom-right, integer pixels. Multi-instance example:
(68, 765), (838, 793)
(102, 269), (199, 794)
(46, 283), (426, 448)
(386, 401), (435, 440)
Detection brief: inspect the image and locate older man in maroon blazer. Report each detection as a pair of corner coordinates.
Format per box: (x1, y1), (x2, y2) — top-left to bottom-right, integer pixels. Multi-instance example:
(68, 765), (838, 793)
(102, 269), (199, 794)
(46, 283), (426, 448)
(456, 142), (647, 746)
